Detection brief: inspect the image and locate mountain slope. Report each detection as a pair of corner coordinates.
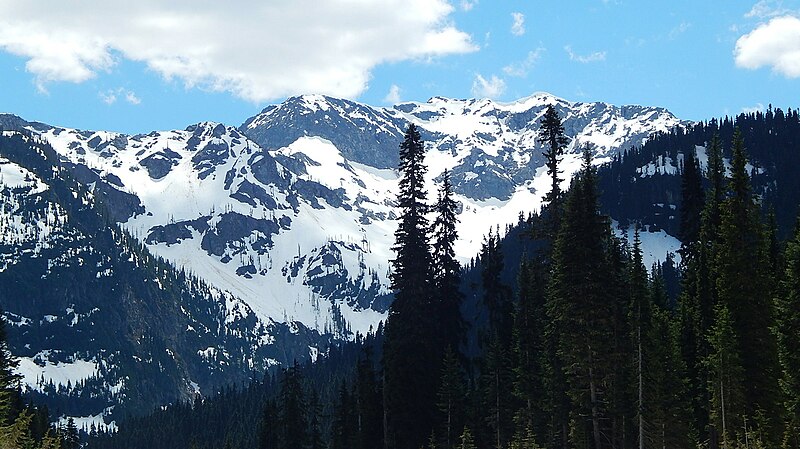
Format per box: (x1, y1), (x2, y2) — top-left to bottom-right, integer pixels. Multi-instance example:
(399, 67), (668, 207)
(0, 130), (328, 426)
(0, 92), (686, 424)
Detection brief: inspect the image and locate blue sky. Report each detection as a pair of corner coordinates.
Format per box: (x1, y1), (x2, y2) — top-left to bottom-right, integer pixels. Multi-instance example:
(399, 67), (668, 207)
(0, 0), (798, 134)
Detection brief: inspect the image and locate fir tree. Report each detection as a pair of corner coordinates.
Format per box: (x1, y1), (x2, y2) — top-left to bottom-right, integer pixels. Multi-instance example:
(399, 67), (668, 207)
(547, 147), (617, 449)
(512, 257), (547, 445)
(706, 304), (745, 449)
(258, 399), (279, 449)
(537, 104), (569, 212)
(307, 389), (324, 449)
(482, 335), (514, 449)
(459, 426), (476, 449)
(331, 383), (354, 449)
(715, 130), (781, 442)
(777, 220), (800, 449)
(384, 124), (437, 449)
(0, 310), (19, 426)
(437, 347), (466, 449)
(629, 228), (650, 449)
(433, 169), (465, 353)
(679, 146), (705, 258)
(481, 228), (512, 343)
(62, 417), (80, 449)
(277, 363), (307, 449)
(354, 350), (382, 449)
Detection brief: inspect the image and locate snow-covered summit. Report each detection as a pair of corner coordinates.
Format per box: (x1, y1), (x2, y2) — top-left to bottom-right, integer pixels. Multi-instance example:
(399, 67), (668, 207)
(9, 92), (685, 343)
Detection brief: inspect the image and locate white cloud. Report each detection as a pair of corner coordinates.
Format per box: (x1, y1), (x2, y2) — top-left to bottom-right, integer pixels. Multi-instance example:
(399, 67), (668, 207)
(511, 12), (526, 36)
(471, 74), (505, 99)
(99, 90), (117, 105)
(384, 84), (401, 104)
(125, 91), (141, 105)
(741, 103), (765, 114)
(669, 22), (692, 39)
(564, 45), (607, 63)
(503, 47), (545, 77)
(745, 0), (790, 18)
(0, 1), (477, 103)
(734, 15), (800, 78)
(99, 88), (141, 105)
(461, 0), (478, 11)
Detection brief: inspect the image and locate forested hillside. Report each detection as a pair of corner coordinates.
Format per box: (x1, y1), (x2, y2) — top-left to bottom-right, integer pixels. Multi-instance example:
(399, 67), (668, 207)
(85, 107), (800, 449)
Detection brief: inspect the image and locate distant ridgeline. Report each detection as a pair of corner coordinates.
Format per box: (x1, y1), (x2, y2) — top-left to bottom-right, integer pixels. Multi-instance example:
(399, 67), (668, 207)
(598, 107), (800, 238)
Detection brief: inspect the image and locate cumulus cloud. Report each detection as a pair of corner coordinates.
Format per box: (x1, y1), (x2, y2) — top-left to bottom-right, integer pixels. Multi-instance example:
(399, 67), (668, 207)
(384, 84), (401, 104)
(99, 88), (141, 105)
(471, 74), (505, 99)
(564, 45), (607, 63)
(735, 15), (800, 78)
(503, 47), (545, 77)
(511, 12), (526, 36)
(0, 1), (477, 102)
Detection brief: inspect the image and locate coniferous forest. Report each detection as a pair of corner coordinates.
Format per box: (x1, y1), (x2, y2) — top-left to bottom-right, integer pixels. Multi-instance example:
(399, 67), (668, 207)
(3, 106), (800, 449)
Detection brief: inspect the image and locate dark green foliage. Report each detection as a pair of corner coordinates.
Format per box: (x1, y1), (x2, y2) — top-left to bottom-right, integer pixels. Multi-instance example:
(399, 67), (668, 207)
(777, 221), (800, 449)
(331, 383), (354, 449)
(537, 105), (569, 211)
(354, 350), (383, 449)
(0, 312), (64, 449)
(72, 107), (800, 449)
(547, 148), (627, 449)
(481, 228), (512, 343)
(433, 169), (465, 353)
(511, 257), (547, 446)
(384, 124), (438, 449)
(0, 311), (20, 425)
(459, 426), (476, 449)
(679, 146), (705, 258)
(258, 399), (279, 449)
(715, 130), (782, 442)
(62, 417), (80, 449)
(482, 335), (514, 449)
(437, 347), (466, 449)
(706, 304), (745, 448)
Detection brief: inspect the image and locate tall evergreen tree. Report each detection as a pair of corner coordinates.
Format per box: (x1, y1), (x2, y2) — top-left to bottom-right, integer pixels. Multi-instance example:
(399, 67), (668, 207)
(777, 220), (800, 449)
(629, 229), (650, 449)
(331, 383), (354, 449)
(433, 169), (465, 352)
(0, 311), (19, 426)
(482, 335), (514, 449)
(706, 304), (745, 449)
(679, 133), (724, 444)
(547, 147), (617, 449)
(384, 124), (437, 449)
(258, 399), (279, 449)
(679, 147), (705, 257)
(512, 257), (547, 446)
(355, 351), (382, 449)
(714, 130), (781, 442)
(537, 105), (569, 210)
(437, 347), (466, 449)
(277, 363), (308, 449)
(481, 228), (512, 343)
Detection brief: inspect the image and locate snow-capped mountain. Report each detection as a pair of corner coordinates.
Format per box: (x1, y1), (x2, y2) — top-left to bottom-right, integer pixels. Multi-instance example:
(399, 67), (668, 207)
(0, 92), (685, 424)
